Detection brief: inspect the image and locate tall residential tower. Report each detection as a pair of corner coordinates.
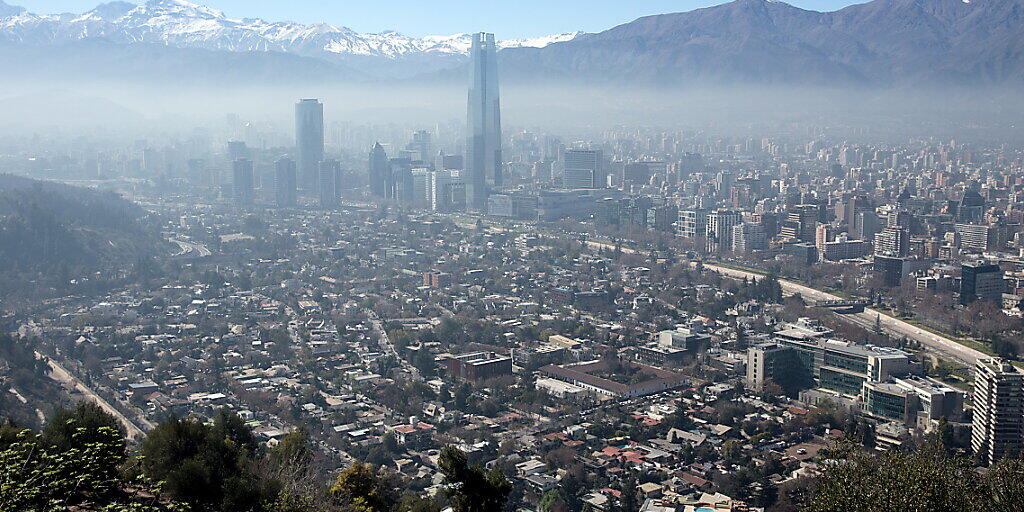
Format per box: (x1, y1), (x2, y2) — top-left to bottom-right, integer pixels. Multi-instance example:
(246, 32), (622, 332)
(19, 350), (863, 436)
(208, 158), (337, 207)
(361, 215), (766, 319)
(466, 32), (501, 211)
(972, 358), (1024, 465)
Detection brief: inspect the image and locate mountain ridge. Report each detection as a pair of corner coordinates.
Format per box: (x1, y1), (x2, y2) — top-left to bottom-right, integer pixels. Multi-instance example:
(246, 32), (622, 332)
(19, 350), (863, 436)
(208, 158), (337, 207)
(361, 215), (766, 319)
(1, 0), (1023, 86)
(0, 0), (582, 78)
(496, 0), (1024, 86)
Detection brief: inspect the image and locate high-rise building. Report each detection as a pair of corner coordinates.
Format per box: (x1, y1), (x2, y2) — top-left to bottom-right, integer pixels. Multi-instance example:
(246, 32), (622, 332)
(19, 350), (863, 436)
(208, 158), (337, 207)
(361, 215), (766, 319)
(390, 158), (414, 204)
(874, 227), (910, 257)
(679, 209), (709, 239)
(231, 158), (254, 205)
(732, 222), (767, 254)
(972, 358), (1024, 465)
(563, 149), (605, 189)
(958, 185), (985, 223)
(961, 261), (1003, 305)
(295, 99), (324, 194)
(429, 169), (465, 212)
(707, 209), (743, 253)
(851, 210), (881, 241)
(408, 130), (432, 162)
(274, 158), (297, 208)
(780, 204), (819, 243)
(318, 159), (341, 208)
(955, 223), (995, 253)
(466, 32), (502, 211)
(368, 143), (390, 199)
(411, 169), (432, 209)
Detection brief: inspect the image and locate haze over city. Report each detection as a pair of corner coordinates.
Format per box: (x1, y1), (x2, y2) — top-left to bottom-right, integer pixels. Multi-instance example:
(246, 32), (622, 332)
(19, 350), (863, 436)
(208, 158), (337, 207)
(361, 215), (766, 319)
(2, 0), (1024, 511)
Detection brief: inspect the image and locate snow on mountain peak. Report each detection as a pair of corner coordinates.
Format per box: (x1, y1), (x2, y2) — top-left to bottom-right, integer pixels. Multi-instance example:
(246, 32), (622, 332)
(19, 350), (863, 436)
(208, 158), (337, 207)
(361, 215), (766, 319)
(0, 0), (582, 65)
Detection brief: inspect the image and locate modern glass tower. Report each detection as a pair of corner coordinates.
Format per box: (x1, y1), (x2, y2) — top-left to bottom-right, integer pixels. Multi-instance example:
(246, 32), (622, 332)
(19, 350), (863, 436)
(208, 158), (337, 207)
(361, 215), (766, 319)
(368, 142), (390, 199)
(466, 33), (502, 211)
(295, 99), (324, 195)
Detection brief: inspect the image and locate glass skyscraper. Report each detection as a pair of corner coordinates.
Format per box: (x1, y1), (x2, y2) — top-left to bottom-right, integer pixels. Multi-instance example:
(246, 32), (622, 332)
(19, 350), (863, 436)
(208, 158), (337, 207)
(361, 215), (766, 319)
(295, 98), (324, 195)
(467, 33), (501, 211)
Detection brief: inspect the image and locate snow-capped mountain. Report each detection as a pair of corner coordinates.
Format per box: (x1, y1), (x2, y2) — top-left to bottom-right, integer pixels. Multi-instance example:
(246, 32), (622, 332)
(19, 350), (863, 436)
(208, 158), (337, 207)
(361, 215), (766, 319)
(0, 0), (581, 76)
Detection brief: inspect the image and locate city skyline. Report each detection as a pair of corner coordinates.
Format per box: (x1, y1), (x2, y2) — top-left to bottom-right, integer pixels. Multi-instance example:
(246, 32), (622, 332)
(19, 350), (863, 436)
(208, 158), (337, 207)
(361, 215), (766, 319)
(3, 0), (1024, 510)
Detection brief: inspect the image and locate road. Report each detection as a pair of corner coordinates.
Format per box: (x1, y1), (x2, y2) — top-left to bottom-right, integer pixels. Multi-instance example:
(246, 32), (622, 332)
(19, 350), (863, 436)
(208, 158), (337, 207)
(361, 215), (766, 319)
(577, 238), (986, 367)
(365, 309), (422, 381)
(700, 262), (987, 367)
(170, 238), (212, 258)
(40, 352), (148, 441)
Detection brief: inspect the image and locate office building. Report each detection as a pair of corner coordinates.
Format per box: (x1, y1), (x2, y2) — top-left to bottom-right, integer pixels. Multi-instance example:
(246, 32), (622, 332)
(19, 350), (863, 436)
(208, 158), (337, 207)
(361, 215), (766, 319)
(961, 261), (1003, 304)
(231, 158), (254, 205)
(466, 32), (502, 211)
(295, 99), (324, 194)
(679, 209), (709, 239)
(563, 149), (604, 189)
(318, 159), (341, 208)
(408, 130), (432, 162)
(707, 209), (742, 253)
(444, 351), (512, 382)
(955, 223), (995, 253)
(972, 358), (1024, 465)
(274, 158), (297, 208)
(747, 319), (911, 397)
(390, 158), (414, 204)
(875, 227), (910, 257)
(368, 143), (390, 199)
(958, 186), (986, 223)
(780, 204), (819, 243)
(731, 222), (767, 254)
(820, 234), (869, 261)
(862, 376), (964, 428)
(851, 210), (881, 242)
(429, 169), (465, 212)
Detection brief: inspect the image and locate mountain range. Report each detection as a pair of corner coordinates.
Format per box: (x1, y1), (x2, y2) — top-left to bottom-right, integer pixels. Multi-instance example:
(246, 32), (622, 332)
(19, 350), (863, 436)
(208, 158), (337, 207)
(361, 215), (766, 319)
(0, 0), (580, 79)
(498, 0), (1024, 86)
(1, 0), (1023, 86)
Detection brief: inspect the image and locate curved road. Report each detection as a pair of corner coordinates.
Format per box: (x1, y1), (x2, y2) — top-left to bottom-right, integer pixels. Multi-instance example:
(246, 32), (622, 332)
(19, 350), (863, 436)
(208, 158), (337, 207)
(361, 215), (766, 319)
(578, 238), (985, 367)
(701, 262), (987, 367)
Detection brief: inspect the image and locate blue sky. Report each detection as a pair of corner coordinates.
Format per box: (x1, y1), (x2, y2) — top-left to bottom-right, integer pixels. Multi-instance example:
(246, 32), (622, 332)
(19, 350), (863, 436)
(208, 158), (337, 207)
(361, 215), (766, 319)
(16, 0), (867, 38)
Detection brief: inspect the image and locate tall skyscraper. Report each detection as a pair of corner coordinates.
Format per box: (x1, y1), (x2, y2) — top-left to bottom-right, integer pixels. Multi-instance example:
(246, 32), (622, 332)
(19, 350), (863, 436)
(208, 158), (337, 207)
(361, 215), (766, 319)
(274, 158), (297, 208)
(390, 158), (414, 204)
(467, 32), (502, 211)
(972, 358), (1024, 465)
(231, 158), (254, 206)
(318, 159), (341, 209)
(295, 99), (324, 195)
(369, 143), (390, 199)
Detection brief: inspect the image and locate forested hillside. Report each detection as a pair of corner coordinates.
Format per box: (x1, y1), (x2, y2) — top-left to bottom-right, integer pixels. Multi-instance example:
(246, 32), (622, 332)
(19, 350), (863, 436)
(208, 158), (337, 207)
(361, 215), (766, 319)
(0, 174), (167, 299)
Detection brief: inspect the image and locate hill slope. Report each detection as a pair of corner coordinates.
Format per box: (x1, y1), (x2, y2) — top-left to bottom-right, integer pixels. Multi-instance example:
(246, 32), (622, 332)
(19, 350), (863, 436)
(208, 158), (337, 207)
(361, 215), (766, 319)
(0, 175), (168, 298)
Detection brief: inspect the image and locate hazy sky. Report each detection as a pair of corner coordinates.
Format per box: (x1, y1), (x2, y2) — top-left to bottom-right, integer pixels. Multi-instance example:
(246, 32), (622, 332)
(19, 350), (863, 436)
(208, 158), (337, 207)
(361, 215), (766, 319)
(15, 0), (868, 38)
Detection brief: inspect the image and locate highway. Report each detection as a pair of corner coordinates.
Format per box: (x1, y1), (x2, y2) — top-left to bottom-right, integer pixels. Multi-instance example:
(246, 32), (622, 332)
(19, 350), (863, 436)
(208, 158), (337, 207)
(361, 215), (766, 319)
(170, 238), (212, 258)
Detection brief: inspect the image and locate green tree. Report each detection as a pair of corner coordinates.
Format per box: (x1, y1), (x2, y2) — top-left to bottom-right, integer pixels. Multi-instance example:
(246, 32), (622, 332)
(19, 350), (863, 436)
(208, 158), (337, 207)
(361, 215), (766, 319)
(0, 426), (185, 511)
(43, 401), (126, 455)
(330, 462), (395, 512)
(808, 442), (979, 512)
(539, 489), (567, 512)
(438, 446), (511, 512)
